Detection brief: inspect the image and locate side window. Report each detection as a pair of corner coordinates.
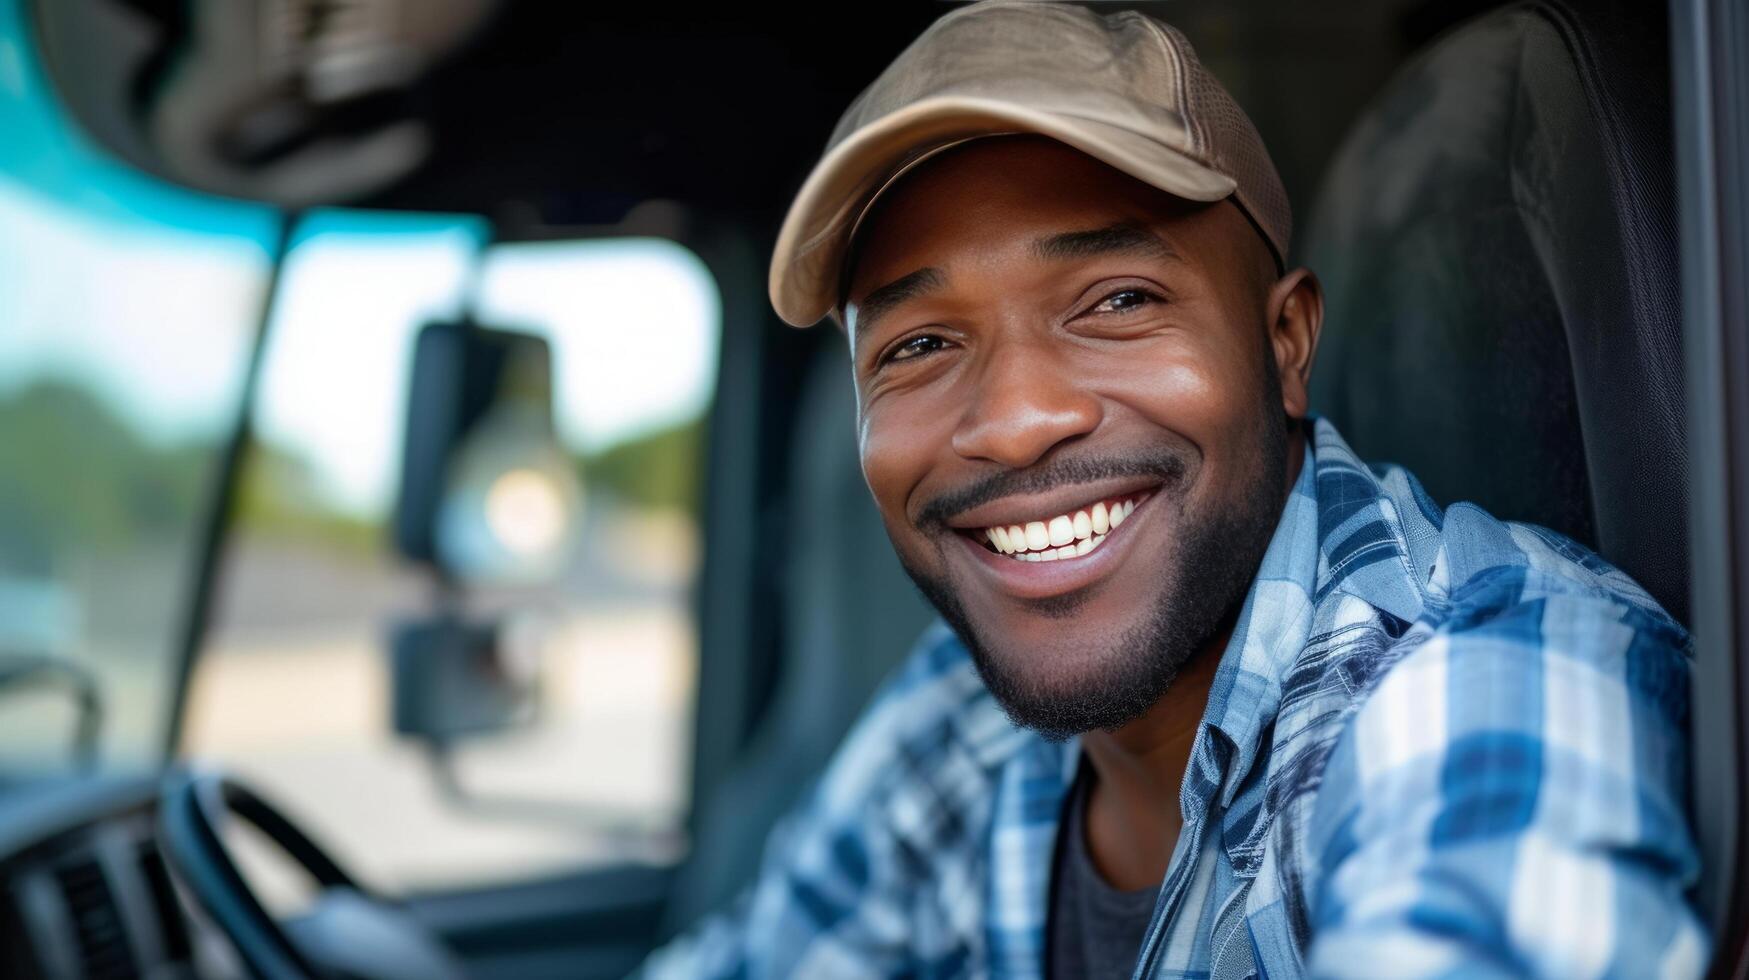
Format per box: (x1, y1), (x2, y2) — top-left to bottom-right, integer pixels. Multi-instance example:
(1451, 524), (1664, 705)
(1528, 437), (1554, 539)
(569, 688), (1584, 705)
(183, 211), (718, 894)
(0, 12), (276, 773)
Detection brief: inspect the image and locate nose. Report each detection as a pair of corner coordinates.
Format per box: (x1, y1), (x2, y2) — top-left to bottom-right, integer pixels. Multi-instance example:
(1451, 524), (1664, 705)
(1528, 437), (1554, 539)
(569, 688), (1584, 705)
(950, 338), (1103, 468)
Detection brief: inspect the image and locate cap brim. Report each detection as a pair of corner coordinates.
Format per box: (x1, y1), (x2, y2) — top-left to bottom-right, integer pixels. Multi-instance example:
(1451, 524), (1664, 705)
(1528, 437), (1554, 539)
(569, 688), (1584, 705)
(769, 94), (1238, 328)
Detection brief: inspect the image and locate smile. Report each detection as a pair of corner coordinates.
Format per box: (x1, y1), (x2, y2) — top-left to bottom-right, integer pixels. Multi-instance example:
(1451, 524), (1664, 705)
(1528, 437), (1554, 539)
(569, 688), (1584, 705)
(974, 492), (1152, 562)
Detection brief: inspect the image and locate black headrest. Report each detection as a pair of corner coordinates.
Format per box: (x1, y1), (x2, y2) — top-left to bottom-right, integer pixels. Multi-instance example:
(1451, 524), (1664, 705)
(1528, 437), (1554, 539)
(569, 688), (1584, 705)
(1304, 1), (1686, 622)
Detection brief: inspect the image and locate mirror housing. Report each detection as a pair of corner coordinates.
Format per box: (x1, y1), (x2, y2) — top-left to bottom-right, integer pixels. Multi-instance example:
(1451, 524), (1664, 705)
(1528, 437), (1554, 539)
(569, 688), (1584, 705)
(394, 319), (581, 584)
(388, 615), (535, 744)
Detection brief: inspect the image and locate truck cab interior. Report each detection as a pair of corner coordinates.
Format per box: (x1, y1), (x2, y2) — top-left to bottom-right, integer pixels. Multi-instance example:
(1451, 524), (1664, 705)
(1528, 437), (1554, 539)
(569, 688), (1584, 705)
(0, 1), (1745, 978)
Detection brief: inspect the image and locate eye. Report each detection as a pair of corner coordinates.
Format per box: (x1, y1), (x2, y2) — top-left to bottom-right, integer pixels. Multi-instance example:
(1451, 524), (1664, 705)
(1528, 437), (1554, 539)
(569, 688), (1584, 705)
(1086, 286), (1161, 315)
(883, 333), (949, 364)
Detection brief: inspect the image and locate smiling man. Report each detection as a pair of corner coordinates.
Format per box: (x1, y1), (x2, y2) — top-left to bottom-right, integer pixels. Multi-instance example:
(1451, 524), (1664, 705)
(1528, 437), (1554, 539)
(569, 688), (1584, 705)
(637, 2), (1707, 978)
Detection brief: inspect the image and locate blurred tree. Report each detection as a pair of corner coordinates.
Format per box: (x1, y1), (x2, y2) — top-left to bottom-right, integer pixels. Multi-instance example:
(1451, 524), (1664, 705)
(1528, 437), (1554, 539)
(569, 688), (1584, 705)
(0, 379), (208, 574)
(0, 377), (379, 572)
(233, 438), (378, 553)
(576, 414), (705, 517)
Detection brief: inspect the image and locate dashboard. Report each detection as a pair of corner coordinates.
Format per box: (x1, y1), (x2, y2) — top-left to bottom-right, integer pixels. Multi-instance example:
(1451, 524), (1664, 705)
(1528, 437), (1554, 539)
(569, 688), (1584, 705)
(0, 774), (243, 980)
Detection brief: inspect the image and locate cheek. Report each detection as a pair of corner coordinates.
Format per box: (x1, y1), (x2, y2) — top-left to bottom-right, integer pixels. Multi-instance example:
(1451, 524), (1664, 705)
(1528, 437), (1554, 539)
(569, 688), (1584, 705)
(1080, 331), (1259, 436)
(857, 395), (955, 528)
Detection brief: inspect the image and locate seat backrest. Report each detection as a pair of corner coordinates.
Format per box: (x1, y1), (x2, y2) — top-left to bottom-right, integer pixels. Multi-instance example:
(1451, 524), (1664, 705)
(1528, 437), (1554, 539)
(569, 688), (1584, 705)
(663, 337), (936, 932)
(1303, 0), (1686, 622)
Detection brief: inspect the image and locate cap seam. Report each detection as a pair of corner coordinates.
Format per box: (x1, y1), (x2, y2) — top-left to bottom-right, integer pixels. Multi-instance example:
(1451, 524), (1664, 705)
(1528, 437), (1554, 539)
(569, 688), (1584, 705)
(1136, 19), (1286, 269)
(1140, 17), (1207, 161)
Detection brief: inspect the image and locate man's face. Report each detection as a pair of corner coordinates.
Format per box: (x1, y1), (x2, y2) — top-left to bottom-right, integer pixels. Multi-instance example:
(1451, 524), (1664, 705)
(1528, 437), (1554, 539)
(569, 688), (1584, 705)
(844, 134), (1315, 740)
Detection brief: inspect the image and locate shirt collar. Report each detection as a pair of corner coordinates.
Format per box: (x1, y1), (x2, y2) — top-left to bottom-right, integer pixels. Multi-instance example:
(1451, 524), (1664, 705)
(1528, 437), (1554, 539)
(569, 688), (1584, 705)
(1197, 425), (1323, 809)
(1198, 415), (1432, 811)
(1307, 415), (1432, 626)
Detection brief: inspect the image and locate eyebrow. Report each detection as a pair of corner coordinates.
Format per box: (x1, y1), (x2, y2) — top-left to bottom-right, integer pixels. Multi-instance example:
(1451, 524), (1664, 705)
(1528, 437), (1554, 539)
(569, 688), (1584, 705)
(850, 221), (1179, 348)
(851, 266), (947, 351)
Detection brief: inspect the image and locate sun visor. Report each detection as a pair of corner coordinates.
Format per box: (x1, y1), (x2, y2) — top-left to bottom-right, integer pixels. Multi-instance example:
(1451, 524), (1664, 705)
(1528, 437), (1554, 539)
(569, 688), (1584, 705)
(29, 0), (503, 208)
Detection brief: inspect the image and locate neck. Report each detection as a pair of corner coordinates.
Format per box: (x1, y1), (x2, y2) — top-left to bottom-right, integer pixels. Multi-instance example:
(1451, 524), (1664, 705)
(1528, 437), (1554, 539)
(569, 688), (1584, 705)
(1077, 417), (1307, 890)
(1078, 625), (1225, 889)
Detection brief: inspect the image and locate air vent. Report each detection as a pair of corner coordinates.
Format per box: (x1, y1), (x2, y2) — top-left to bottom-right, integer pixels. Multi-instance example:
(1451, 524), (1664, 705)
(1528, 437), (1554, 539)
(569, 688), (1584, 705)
(52, 856), (136, 980)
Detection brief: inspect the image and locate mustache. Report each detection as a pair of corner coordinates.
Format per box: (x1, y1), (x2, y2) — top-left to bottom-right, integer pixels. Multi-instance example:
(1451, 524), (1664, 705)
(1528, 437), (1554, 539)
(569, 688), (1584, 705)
(915, 448), (1188, 531)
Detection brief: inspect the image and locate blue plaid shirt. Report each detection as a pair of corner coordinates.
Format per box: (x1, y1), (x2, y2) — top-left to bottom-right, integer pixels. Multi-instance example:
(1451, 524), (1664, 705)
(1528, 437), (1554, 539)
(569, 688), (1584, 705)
(639, 417), (1708, 978)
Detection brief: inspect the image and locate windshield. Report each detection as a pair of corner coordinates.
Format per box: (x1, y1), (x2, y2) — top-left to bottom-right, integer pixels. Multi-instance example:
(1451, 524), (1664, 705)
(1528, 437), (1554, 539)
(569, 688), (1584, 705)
(0, 2), (278, 774)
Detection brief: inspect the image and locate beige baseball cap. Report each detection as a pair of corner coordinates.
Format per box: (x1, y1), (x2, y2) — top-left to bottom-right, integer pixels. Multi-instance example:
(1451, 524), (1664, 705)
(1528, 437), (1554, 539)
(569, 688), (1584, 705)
(768, 0), (1292, 329)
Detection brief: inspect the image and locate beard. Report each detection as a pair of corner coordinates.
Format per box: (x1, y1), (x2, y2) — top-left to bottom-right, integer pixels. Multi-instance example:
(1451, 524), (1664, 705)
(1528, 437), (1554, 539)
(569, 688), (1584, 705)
(894, 366), (1291, 742)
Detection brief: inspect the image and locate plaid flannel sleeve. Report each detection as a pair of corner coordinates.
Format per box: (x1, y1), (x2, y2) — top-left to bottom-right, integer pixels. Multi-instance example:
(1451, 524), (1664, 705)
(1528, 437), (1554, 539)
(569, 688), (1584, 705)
(1305, 566), (1711, 978)
(633, 627), (974, 980)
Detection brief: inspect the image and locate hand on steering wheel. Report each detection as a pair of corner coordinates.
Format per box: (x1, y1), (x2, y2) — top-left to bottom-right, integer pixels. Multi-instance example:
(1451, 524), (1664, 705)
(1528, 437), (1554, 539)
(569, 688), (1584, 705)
(158, 767), (465, 980)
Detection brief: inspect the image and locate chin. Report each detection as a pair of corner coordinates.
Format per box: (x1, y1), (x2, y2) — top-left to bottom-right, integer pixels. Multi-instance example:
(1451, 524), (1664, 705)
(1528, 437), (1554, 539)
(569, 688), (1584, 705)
(974, 613), (1189, 738)
(983, 635), (1148, 711)
(895, 493), (1269, 739)
(971, 595), (1152, 688)
(903, 562), (1191, 739)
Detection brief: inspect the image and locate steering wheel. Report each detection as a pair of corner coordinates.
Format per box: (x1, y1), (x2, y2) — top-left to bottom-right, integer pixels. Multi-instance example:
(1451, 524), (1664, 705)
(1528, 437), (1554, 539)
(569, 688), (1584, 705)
(158, 767), (466, 980)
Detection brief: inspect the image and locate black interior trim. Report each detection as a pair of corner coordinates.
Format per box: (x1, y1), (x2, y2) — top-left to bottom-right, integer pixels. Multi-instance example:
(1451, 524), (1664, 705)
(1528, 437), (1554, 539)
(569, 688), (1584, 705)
(161, 213), (298, 759)
(1673, 0), (1749, 970)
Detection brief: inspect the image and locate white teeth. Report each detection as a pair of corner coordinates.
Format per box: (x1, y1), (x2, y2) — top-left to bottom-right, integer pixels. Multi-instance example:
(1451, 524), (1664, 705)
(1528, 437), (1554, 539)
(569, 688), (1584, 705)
(1029, 543), (1082, 563)
(981, 497), (1142, 560)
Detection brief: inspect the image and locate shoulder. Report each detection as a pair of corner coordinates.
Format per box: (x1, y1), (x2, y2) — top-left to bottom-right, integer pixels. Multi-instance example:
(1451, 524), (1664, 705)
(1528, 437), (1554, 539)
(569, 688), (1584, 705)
(1338, 479), (1692, 779)
(1308, 483), (1697, 873)
(646, 623), (1028, 978)
(1320, 443), (1689, 674)
(822, 619), (1001, 787)
(1292, 445), (1690, 748)
(1337, 556), (1692, 792)
(803, 619), (1034, 849)
(1433, 498), (1679, 627)
(1344, 435), (1681, 635)
(1294, 484), (1706, 975)
(1411, 499), (1692, 725)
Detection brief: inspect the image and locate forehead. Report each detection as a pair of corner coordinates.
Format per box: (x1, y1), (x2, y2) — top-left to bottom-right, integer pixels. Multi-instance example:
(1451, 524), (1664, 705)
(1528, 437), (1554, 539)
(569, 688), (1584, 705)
(842, 135), (1238, 322)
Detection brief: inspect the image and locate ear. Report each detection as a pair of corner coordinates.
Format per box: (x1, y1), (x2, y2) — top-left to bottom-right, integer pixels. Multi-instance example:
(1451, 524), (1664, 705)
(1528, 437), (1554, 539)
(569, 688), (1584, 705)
(1265, 267), (1324, 420)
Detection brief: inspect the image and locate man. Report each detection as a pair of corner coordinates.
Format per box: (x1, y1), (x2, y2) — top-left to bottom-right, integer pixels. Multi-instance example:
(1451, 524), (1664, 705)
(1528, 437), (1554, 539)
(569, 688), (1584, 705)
(639, 2), (1707, 977)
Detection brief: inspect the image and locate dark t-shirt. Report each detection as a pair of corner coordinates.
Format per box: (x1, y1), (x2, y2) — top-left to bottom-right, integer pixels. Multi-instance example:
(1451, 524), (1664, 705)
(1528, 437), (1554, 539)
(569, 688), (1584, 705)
(1046, 761), (1163, 980)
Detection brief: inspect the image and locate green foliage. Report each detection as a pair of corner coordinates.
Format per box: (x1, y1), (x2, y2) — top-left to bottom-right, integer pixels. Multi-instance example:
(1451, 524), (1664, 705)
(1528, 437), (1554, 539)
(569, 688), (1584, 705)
(0, 379), (210, 572)
(577, 415), (706, 516)
(0, 378), (380, 572)
(232, 440), (378, 552)
(0, 376), (708, 577)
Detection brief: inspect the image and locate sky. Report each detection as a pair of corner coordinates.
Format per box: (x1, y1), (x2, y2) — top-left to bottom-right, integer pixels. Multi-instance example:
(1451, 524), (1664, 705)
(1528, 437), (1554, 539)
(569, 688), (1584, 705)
(0, 3), (720, 518)
(255, 217), (720, 514)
